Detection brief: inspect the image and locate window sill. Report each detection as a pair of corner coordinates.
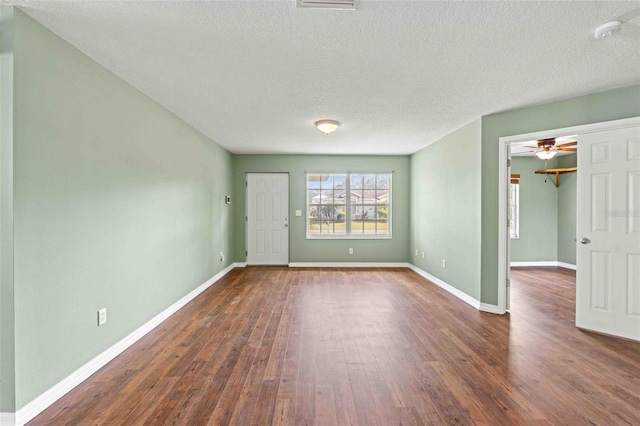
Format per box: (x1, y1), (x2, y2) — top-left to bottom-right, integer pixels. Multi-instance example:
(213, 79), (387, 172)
(307, 235), (392, 240)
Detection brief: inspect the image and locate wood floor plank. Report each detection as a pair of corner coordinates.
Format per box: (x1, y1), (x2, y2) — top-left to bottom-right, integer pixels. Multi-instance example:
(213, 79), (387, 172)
(28, 266), (640, 425)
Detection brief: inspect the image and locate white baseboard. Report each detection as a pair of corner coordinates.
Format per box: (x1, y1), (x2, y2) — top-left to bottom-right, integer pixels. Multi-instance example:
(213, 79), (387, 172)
(406, 264), (500, 314)
(557, 262), (577, 270)
(0, 413), (15, 426)
(12, 263), (239, 426)
(479, 303), (502, 314)
(510, 261), (576, 270)
(288, 262), (410, 268)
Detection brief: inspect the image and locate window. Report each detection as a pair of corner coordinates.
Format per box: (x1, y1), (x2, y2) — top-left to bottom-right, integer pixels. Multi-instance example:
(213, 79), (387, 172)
(509, 174), (519, 239)
(307, 173), (391, 239)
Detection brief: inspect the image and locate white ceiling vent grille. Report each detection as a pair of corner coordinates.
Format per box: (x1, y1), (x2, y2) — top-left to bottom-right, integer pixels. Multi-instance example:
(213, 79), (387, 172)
(297, 0), (357, 10)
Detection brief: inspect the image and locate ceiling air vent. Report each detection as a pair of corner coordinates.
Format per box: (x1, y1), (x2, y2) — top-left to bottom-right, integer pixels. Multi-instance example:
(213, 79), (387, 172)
(297, 0), (357, 10)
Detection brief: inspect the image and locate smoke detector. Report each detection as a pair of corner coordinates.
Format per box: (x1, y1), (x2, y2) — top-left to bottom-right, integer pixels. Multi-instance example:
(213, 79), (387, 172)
(594, 21), (622, 39)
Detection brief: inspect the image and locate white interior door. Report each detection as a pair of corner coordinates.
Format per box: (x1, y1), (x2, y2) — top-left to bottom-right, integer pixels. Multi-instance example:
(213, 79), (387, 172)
(246, 173), (289, 265)
(576, 125), (640, 341)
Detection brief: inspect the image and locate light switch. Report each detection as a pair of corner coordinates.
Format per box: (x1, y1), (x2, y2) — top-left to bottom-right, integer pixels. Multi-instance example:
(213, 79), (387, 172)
(295, 210), (302, 217)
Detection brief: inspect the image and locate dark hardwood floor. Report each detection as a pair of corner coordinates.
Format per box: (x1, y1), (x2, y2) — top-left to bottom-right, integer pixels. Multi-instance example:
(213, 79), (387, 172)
(30, 266), (640, 425)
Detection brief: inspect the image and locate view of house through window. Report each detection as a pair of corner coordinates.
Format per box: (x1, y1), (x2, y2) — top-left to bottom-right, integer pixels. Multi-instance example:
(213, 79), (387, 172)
(509, 174), (520, 239)
(307, 173), (392, 238)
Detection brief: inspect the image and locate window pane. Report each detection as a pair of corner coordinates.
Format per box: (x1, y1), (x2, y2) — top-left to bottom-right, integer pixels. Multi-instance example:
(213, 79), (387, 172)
(308, 205), (319, 219)
(318, 205), (337, 220)
(320, 190), (334, 204)
(351, 189), (363, 204)
(350, 174), (363, 189)
(308, 190), (320, 204)
(351, 220), (364, 233)
(359, 205), (374, 221)
(319, 175), (332, 189)
(376, 189), (389, 204)
(307, 174), (322, 189)
(375, 205), (388, 219)
(376, 175), (389, 189)
(364, 174), (376, 189)
(333, 174), (347, 189)
(308, 220), (322, 235)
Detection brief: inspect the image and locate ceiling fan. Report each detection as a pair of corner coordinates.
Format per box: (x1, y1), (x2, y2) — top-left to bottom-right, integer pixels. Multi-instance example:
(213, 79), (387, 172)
(520, 138), (577, 160)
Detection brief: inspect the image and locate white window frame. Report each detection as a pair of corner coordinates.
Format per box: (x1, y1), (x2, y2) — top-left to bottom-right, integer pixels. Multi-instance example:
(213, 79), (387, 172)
(306, 173), (392, 239)
(509, 181), (519, 239)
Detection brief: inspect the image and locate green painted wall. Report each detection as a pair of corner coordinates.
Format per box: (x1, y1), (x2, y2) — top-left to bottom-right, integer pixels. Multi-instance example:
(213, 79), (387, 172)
(557, 154), (577, 265)
(481, 85), (640, 304)
(0, 6), (16, 413)
(12, 10), (234, 409)
(232, 155), (410, 263)
(510, 155), (578, 265)
(510, 157), (559, 262)
(410, 119), (482, 301)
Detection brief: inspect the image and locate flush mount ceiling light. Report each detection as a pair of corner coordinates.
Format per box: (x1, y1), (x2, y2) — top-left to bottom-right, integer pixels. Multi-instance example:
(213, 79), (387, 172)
(536, 150), (557, 160)
(315, 120), (340, 134)
(594, 21), (622, 39)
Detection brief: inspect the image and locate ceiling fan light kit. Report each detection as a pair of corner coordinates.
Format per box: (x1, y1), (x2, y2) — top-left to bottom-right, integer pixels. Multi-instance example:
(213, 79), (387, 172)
(594, 20), (622, 39)
(315, 119), (340, 134)
(536, 150), (557, 160)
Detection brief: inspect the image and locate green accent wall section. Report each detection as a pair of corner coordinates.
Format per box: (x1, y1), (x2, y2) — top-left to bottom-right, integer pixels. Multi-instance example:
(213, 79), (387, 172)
(481, 85), (640, 304)
(410, 119), (481, 301)
(557, 154), (577, 265)
(0, 6), (16, 413)
(510, 157), (559, 262)
(232, 155), (410, 263)
(12, 10), (234, 409)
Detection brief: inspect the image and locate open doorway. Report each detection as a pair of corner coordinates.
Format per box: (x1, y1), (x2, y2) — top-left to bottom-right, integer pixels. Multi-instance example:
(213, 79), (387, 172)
(497, 131), (582, 313)
(507, 138), (577, 311)
(497, 117), (640, 342)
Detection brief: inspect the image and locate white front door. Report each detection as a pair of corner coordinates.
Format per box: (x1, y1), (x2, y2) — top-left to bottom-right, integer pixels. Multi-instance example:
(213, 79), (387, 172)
(576, 125), (640, 341)
(246, 173), (289, 265)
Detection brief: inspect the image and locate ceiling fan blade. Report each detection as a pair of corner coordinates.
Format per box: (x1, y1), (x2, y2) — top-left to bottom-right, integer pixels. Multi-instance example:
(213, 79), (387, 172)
(556, 141), (577, 147)
(511, 151), (535, 156)
(523, 146), (539, 149)
(557, 147), (577, 152)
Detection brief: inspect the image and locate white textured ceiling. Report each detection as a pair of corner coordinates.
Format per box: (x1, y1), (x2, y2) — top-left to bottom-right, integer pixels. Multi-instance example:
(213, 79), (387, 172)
(11, 0), (640, 155)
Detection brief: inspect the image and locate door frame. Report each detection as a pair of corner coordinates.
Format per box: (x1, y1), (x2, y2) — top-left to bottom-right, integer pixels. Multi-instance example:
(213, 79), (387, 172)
(245, 172), (290, 265)
(497, 116), (640, 314)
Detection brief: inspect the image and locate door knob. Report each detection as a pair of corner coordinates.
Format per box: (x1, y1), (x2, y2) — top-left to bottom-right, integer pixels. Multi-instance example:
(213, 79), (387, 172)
(580, 237), (591, 244)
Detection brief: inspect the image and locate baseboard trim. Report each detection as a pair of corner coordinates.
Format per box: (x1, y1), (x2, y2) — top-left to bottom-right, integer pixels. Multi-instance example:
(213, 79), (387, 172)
(479, 303), (502, 314)
(406, 264), (500, 314)
(12, 264), (239, 426)
(288, 262), (411, 268)
(510, 261), (576, 270)
(557, 262), (577, 270)
(0, 413), (15, 426)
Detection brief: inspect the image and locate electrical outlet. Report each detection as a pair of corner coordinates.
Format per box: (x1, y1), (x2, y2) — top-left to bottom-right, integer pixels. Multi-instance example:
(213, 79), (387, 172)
(442, 259), (446, 268)
(348, 248), (354, 255)
(421, 252), (425, 259)
(220, 251), (225, 262)
(415, 249), (418, 256)
(97, 308), (107, 326)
